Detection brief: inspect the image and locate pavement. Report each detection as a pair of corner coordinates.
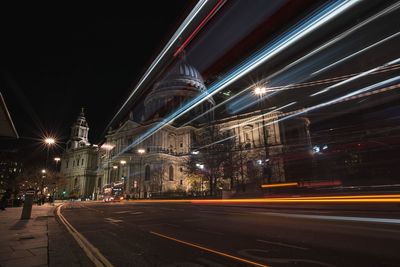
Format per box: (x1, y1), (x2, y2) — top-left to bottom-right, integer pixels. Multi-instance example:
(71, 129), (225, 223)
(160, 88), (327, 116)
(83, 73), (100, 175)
(0, 203), (93, 267)
(60, 201), (400, 266)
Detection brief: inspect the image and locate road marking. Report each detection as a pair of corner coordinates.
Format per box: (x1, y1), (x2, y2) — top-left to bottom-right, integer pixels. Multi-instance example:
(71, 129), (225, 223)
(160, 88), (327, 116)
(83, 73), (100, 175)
(56, 205), (114, 267)
(114, 211), (130, 214)
(254, 212), (400, 225)
(256, 239), (308, 250)
(149, 231), (268, 267)
(238, 249), (336, 267)
(105, 218), (123, 225)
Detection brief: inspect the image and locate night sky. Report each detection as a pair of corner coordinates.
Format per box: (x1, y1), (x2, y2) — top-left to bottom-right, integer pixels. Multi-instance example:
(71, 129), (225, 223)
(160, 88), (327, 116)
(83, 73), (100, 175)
(0, 2), (193, 162)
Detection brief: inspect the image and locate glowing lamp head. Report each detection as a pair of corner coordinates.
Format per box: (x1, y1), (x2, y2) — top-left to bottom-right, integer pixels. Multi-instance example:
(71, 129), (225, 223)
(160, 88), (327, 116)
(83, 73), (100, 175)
(44, 137), (56, 145)
(54, 157), (61, 162)
(137, 148), (145, 154)
(112, 165), (118, 169)
(101, 143), (114, 151)
(120, 160), (126, 165)
(41, 169), (46, 174)
(254, 86), (267, 95)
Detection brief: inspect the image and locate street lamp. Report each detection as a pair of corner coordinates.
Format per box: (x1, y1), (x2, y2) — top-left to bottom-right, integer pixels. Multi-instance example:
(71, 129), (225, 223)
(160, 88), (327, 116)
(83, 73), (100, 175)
(101, 143), (115, 185)
(54, 157), (61, 169)
(254, 86), (270, 184)
(120, 160), (127, 194)
(43, 137), (56, 169)
(137, 148), (145, 198)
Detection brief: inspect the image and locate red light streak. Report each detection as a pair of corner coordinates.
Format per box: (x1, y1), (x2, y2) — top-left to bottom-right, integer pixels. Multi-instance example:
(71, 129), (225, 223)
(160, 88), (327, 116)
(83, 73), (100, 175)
(174, 0), (225, 57)
(125, 194), (400, 204)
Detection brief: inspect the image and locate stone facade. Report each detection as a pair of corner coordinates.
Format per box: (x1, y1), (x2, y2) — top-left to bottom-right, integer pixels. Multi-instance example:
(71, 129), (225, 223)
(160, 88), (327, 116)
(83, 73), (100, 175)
(60, 109), (98, 198)
(61, 60), (311, 199)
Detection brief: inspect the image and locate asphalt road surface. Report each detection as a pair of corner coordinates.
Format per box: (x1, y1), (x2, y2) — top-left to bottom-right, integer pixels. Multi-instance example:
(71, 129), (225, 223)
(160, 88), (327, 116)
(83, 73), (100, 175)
(60, 201), (400, 267)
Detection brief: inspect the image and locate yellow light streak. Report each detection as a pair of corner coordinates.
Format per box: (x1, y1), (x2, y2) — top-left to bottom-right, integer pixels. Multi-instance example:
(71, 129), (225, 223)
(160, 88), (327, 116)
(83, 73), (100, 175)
(150, 231), (268, 267)
(261, 182), (298, 188)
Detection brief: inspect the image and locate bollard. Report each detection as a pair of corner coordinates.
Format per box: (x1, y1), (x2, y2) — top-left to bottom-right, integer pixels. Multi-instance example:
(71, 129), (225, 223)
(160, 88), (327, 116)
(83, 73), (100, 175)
(20, 190), (35, 220)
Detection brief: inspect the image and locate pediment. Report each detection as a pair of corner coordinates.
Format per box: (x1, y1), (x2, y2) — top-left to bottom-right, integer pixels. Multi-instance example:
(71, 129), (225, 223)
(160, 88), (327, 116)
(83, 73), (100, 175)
(115, 120), (141, 134)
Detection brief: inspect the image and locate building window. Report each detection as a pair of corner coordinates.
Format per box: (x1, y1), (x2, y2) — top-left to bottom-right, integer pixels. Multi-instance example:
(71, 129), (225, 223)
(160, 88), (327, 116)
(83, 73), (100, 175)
(73, 160), (75, 167)
(66, 160), (69, 168)
(77, 159), (79, 166)
(180, 143), (183, 147)
(145, 165), (150, 181)
(169, 166), (174, 181)
(81, 158), (84, 166)
(180, 180), (183, 185)
(179, 167), (183, 172)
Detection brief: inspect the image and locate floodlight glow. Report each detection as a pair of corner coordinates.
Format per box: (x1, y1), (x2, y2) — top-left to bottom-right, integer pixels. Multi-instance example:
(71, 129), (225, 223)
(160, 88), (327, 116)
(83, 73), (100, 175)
(44, 138), (55, 145)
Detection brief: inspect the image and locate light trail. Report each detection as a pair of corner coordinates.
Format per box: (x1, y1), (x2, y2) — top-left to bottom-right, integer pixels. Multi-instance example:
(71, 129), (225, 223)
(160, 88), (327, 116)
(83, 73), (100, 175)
(253, 1), (400, 91)
(312, 32), (400, 76)
(197, 81), (400, 151)
(310, 58), (400, 96)
(261, 182), (298, 188)
(104, 0), (209, 133)
(125, 193), (400, 204)
(115, 1), (358, 159)
(174, 0), (226, 57)
(182, 64), (399, 127)
(220, 102), (297, 131)
(267, 64), (400, 92)
(150, 231), (269, 267)
(263, 77), (400, 128)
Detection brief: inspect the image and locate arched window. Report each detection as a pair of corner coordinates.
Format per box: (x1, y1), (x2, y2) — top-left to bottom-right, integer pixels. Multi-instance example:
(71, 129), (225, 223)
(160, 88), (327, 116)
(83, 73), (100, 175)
(145, 165), (150, 181)
(169, 166), (174, 181)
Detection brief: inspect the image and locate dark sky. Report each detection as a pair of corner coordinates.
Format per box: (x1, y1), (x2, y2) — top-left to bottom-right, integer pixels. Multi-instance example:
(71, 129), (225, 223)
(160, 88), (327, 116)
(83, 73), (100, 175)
(0, 2), (193, 153)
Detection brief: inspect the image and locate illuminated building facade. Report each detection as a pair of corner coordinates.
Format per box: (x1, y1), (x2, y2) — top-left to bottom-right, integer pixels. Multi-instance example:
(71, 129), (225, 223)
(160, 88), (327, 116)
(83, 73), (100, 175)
(97, 60), (312, 198)
(60, 109), (98, 198)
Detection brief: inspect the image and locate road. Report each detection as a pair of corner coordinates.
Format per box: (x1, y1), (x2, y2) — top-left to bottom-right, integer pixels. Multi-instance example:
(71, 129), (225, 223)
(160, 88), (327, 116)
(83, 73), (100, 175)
(60, 201), (400, 266)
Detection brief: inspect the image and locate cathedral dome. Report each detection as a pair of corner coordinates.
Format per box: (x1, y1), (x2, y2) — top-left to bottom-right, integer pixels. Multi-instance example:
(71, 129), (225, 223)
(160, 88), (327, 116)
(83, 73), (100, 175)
(151, 60), (207, 94)
(144, 60), (215, 123)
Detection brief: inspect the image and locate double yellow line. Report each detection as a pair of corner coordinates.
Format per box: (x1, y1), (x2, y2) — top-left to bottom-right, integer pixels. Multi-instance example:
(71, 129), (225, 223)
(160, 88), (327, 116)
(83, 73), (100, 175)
(56, 205), (114, 267)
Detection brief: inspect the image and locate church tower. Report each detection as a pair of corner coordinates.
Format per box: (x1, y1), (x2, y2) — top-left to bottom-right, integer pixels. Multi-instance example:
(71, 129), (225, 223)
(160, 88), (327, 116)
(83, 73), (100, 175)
(68, 108), (90, 150)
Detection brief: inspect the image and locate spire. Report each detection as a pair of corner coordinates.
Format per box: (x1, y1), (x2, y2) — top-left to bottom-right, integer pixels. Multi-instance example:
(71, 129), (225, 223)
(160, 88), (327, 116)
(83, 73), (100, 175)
(80, 107), (85, 117)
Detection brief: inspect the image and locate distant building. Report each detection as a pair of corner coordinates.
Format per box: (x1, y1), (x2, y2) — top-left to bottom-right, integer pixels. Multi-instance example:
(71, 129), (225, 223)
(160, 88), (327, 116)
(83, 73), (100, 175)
(60, 109), (98, 198)
(96, 60), (312, 198)
(60, 61), (311, 199)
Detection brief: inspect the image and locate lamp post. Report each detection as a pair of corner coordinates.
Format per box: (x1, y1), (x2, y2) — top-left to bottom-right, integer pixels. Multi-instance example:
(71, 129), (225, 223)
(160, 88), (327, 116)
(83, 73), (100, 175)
(254, 86), (270, 184)
(120, 160), (127, 195)
(42, 137), (55, 202)
(44, 137), (56, 170)
(54, 157), (61, 170)
(137, 148), (145, 198)
(100, 143), (114, 185)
